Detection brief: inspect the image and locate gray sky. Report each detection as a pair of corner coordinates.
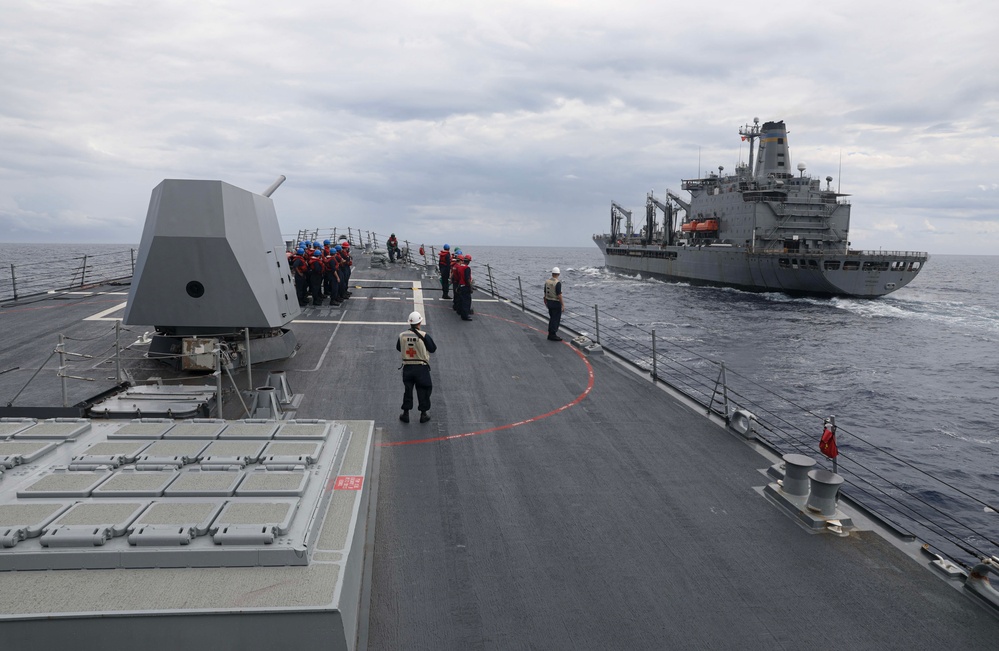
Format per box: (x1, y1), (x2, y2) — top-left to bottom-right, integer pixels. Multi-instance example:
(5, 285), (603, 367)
(2, 1), (997, 253)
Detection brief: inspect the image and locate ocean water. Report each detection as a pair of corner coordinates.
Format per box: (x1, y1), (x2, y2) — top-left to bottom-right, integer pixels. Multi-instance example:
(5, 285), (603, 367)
(462, 245), (999, 563)
(0, 243), (136, 301)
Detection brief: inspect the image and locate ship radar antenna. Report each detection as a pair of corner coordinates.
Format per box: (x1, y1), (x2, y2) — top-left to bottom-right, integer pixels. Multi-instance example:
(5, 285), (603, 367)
(838, 150), (843, 193)
(826, 175), (833, 191)
(797, 162), (806, 177)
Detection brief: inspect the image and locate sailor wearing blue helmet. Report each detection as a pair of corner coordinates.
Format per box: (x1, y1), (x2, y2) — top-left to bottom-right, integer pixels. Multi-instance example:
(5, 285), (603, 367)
(438, 244), (452, 299)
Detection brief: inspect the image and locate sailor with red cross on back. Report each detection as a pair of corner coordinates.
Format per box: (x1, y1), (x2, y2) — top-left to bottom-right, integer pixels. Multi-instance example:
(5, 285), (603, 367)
(397, 311), (437, 424)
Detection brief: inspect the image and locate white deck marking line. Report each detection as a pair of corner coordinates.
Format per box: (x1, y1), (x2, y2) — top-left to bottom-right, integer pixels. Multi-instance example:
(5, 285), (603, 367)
(412, 281), (426, 325)
(426, 297), (498, 302)
(51, 291), (129, 296)
(372, 297), (403, 300)
(299, 309), (349, 372)
(294, 320), (407, 325)
(84, 301), (128, 321)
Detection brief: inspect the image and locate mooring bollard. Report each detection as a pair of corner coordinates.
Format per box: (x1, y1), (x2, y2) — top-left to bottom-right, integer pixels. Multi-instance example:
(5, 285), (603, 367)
(806, 468), (845, 516)
(781, 454), (816, 497)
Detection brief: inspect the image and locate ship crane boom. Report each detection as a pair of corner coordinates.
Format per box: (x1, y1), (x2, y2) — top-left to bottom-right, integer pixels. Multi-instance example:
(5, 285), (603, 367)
(665, 190), (690, 214)
(610, 202), (633, 242)
(647, 193), (675, 246)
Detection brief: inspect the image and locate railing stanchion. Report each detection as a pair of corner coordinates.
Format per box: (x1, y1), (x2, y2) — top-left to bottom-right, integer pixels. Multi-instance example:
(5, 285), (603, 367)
(115, 320), (122, 384)
(80, 255), (88, 288)
(215, 341), (224, 417)
(58, 334), (68, 407)
(707, 363), (729, 417)
(244, 327), (252, 393)
(651, 329), (657, 382)
(595, 305), (600, 344)
(487, 264), (496, 297)
(517, 276), (525, 311)
(10, 263), (17, 300)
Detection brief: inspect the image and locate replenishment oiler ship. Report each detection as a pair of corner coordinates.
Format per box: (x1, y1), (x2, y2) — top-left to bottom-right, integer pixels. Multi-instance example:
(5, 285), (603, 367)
(594, 118), (929, 297)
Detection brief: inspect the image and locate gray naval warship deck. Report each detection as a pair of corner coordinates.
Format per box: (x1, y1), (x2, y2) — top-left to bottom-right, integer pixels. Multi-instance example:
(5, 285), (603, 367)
(2, 256), (998, 649)
(595, 118), (929, 298)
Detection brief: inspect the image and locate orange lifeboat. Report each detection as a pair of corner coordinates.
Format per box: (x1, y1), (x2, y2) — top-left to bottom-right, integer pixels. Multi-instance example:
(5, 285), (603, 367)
(696, 219), (719, 232)
(682, 221), (698, 233)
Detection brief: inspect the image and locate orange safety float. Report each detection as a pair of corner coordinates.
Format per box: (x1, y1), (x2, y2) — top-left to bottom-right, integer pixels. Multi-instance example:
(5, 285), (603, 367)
(681, 221), (698, 232)
(696, 219), (719, 232)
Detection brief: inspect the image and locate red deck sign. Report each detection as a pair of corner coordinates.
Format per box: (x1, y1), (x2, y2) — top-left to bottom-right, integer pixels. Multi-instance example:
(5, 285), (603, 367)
(333, 475), (364, 491)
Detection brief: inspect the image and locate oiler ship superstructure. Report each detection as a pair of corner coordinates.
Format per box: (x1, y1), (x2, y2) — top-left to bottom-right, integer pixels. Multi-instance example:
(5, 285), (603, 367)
(594, 119), (928, 297)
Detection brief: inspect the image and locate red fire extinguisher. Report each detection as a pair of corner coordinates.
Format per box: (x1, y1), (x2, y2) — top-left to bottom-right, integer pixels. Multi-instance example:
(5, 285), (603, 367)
(820, 416), (839, 472)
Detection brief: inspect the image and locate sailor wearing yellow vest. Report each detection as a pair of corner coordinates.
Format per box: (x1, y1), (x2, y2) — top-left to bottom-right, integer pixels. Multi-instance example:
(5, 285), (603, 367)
(544, 267), (564, 341)
(397, 311), (437, 423)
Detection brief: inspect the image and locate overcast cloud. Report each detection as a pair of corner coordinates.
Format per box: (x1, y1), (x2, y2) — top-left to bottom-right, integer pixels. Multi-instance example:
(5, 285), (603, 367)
(1, 1), (997, 253)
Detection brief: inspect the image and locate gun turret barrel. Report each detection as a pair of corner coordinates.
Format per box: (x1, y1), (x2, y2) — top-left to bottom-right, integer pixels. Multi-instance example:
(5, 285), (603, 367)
(262, 175), (287, 198)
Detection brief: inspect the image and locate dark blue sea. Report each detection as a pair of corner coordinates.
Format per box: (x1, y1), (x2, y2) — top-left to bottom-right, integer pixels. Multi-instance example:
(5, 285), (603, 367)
(465, 245), (999, 564)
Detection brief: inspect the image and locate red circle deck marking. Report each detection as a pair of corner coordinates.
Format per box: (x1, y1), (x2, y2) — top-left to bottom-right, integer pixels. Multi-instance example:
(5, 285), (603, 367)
(379, 311), (595, 447)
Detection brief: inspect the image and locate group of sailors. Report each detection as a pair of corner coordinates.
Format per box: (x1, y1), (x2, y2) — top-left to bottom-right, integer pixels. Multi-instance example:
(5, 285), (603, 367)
(287, 239), (354, 307)
(437, 244), (474, 321)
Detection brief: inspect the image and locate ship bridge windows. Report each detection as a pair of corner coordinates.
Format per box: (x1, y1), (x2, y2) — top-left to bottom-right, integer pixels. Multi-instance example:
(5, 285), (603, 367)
(891, 260), (922, 272)
(824, 260), (841, 271)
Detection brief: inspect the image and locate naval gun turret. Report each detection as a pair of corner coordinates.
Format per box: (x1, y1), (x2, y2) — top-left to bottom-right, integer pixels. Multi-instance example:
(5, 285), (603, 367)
(123, 176), (301, 369)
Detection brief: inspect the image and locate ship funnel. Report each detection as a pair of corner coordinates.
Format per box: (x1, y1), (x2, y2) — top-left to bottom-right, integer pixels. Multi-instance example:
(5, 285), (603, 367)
(754, 120), (791, 180)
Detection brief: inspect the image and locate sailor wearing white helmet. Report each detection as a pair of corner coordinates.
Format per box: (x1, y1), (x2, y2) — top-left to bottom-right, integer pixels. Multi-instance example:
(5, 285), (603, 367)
(544, 267), (564, 341)
(397, 311), (437, 423)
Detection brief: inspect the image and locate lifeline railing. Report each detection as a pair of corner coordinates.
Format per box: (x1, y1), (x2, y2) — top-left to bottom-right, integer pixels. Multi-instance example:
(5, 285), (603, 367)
(4, 324), (260, 420)
(0, 249), (136, 302)
(284, 228), (423, 265)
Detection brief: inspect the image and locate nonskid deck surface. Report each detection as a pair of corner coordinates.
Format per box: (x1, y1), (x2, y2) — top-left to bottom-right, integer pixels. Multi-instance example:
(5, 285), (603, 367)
(2, 259), (997, 649)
